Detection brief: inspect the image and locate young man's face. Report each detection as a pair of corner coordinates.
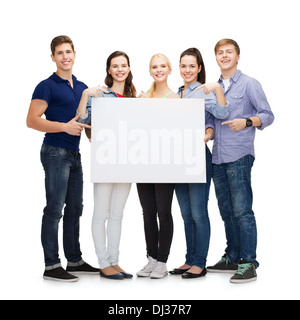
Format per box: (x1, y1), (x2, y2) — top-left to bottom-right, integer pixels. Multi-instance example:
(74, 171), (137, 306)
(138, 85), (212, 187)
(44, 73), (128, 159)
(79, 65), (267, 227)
(215, 44), (240, 73)
(51, 43), (76, 72)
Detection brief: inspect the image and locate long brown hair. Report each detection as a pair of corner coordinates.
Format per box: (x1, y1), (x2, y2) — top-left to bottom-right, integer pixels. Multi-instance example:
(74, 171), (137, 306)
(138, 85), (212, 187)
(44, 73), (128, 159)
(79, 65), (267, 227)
(105, 51), (136, 97)
(180, 48), (206, 84)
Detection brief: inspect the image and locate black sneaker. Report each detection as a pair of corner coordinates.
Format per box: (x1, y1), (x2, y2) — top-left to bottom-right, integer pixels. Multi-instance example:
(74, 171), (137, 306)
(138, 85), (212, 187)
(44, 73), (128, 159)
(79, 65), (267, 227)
(230, 261), (257, 284)
(66, 262), (99, 275)
(43, 267), (79, 282)
(207, 255), (238, 273)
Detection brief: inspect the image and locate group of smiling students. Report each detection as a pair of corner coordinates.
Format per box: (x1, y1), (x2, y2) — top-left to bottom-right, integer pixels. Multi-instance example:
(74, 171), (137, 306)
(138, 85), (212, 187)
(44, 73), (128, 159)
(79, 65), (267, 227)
(27, 35), (274, 285)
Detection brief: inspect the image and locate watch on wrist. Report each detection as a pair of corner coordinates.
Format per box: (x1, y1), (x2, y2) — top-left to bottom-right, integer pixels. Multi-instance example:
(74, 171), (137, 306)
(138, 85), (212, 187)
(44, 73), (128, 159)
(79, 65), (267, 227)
(245, 118), (253, 127)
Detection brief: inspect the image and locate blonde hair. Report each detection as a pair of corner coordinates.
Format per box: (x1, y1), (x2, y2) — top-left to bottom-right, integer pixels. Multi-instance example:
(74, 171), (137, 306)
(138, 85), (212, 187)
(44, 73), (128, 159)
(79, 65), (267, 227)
(143, 53), (172, 98)
(214, 39), (240, 56)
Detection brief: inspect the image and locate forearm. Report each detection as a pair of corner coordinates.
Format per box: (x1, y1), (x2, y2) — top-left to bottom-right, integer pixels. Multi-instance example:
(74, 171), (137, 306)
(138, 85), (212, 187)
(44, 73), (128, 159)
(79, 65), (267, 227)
(250, 116), (262, 127)
(214, 84), (226, 106)
(27, 115), (66, 133)
(77, 90), (89, 117)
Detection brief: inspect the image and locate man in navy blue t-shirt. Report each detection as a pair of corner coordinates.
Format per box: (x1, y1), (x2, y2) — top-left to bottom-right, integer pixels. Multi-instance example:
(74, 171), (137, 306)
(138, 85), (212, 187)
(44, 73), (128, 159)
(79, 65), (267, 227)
(27, 35), (98, 282)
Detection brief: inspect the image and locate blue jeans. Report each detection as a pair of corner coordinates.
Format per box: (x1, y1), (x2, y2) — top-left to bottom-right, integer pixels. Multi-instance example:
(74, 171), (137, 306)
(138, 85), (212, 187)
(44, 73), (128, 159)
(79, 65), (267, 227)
(175, 146), (212, 268)
(40, 144), (83, 267)
(212, 155), (259, 267)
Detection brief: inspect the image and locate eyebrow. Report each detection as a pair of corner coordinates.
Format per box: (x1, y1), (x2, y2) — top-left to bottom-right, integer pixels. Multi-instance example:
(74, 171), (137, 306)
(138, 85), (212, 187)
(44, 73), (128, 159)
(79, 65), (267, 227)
(112, 63), (128, 67)
(180, 64), (197, 66)
(56, 49), (73, 54)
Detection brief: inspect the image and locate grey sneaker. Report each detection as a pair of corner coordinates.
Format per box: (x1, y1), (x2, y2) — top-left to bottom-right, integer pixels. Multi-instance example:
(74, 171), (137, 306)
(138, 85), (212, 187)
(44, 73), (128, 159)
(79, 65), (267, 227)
(230, 261), (257, 284)
(207, 255), (238, 273)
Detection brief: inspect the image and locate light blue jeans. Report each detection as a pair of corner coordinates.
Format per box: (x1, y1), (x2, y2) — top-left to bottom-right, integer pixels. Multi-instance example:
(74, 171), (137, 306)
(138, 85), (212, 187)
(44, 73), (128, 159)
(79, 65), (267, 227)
(175, 146), (212, 269)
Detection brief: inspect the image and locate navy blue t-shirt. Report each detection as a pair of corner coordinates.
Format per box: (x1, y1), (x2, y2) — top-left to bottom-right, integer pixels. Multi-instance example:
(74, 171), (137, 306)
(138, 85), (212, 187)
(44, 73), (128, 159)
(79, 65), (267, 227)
(32, 73), (88, 151)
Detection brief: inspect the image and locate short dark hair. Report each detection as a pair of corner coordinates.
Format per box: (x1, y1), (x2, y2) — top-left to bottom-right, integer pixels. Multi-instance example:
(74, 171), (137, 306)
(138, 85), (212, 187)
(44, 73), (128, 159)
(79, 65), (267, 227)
(50, 35), (74, 55)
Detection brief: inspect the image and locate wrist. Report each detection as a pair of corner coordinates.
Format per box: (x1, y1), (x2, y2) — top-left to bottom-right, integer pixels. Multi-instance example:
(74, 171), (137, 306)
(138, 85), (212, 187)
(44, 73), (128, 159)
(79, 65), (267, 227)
(245, 118), (253, 128)
(61, 122), (67, 133)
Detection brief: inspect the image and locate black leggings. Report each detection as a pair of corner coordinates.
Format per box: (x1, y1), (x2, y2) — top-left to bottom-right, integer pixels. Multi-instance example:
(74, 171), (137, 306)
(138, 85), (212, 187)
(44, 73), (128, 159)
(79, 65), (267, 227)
(137, 183), (175, 263)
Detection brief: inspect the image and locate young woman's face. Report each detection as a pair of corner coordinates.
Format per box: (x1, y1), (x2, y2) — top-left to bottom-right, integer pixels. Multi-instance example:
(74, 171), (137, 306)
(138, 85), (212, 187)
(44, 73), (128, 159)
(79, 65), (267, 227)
(149, 56), (171, 82)
(108, 56), (130, 83)
(179, 55), (201, 85)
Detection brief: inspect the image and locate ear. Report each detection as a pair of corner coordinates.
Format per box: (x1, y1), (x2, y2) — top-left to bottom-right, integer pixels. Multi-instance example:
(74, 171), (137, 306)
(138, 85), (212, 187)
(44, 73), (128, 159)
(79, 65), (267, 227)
(51, 54), (55, 62)
(198, 65), (202, 73)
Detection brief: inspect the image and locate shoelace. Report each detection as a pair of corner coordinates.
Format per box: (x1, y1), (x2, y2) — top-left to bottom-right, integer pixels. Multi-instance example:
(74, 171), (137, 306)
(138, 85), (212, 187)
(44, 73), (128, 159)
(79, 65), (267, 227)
(216, 257), (228, 265)
(152, 262), (166, 272)
(142, 259), (156, 272)
(235, 263), (252, 275)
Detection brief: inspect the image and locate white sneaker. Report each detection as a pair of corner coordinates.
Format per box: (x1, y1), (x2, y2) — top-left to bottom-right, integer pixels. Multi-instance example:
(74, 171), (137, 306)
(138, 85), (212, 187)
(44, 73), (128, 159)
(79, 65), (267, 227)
(150, 261), (168, 279)
(136, 256), (157, 277)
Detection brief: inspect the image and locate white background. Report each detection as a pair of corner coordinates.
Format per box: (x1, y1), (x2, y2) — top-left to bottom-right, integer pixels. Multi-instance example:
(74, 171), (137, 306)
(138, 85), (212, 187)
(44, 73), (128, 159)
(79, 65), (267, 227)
(0, 0), (299, 300)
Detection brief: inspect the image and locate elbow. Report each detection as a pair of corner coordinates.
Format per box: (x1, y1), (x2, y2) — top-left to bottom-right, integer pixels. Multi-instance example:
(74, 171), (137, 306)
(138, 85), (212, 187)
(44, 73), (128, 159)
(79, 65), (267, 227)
(26, 117), (31, 128)
(217, 111), (230, 120)
(26, 116), (34, 129)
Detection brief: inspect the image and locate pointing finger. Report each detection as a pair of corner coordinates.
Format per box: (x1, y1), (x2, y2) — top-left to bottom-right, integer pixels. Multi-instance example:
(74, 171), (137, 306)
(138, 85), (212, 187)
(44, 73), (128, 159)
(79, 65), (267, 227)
(222, 121), (232, 125)
(79, 123), (92, 129)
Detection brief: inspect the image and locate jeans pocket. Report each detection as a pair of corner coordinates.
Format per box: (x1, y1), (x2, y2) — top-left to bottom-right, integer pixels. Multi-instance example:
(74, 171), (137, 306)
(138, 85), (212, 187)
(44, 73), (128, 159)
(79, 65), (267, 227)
(40, 144), (70, 159)
(58, 148), (69, 158)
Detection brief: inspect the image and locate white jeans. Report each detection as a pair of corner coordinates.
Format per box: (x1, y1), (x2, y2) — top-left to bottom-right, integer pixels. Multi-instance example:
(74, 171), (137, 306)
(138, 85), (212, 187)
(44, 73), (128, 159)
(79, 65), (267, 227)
(92, 183), (131, 269)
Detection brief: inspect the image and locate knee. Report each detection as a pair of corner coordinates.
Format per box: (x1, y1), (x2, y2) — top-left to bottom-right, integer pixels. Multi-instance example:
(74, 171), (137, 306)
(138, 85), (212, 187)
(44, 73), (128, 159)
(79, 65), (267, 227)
(64, 203), (83, 218)
(93, 209), (109, 223)
(158, 210), (173, 223)
(192, 210), (209, 224)
(143, 210), (157, 222)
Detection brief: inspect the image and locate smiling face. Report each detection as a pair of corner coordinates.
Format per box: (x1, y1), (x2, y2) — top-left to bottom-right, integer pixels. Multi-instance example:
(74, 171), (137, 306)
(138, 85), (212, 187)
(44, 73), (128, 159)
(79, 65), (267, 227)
(179, 55), (201, 85)
(149, 55), (172, 83)
(215, 44), (240, 75)
(108, 56), (130, 83)
(51, 43), (76, 73)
